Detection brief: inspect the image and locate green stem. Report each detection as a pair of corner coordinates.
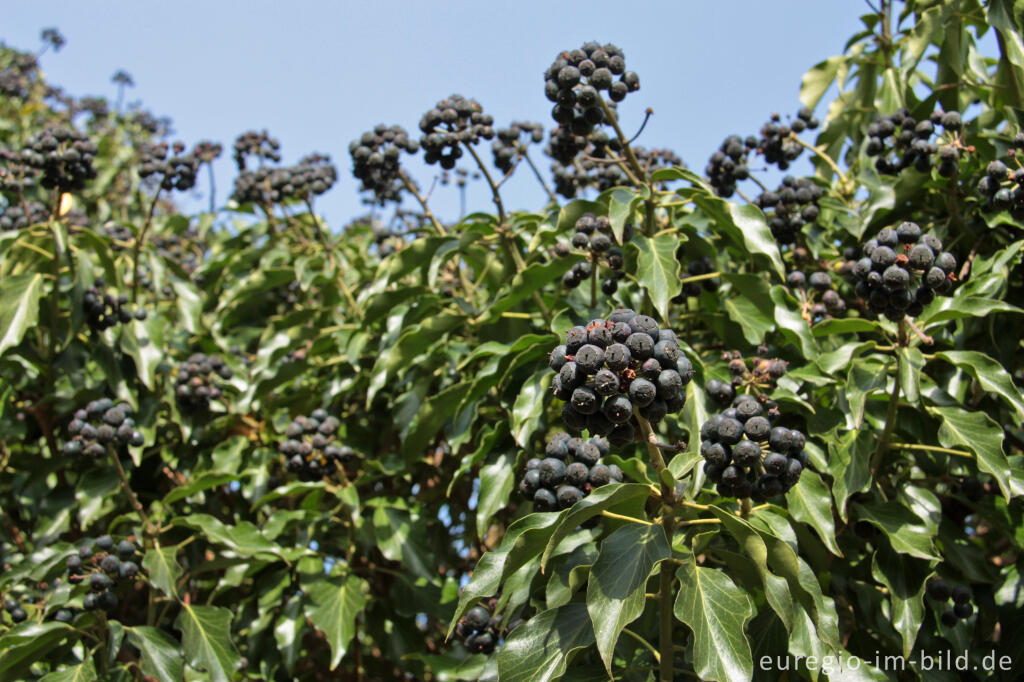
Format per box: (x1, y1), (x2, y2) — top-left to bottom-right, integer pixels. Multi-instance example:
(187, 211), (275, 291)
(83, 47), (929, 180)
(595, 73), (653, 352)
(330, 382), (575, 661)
(132, 187), (162, 304)
(522, 150), (557, 204)
(889, 443), (972, 458)
(622, 627), (660, 663)
(870, 339), (904, 475)
(399, 170), (446, 236)
(464, 144), (505, 226)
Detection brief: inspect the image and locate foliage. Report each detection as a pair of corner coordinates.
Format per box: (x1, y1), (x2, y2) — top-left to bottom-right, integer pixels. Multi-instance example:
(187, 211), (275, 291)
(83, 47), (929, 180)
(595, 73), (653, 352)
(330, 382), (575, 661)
(1, 2), (1023, 681)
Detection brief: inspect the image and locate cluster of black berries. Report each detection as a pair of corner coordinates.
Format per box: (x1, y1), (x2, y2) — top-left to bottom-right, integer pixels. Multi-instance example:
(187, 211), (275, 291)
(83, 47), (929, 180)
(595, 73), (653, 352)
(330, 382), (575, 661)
(865, 109), (964, 176)
(672, 254), (719, 302)
(491, 121), (545, 174)
(455, 604), (501, 655)
(714, 349), (789, 399)
(557, 214), (632, 293)
(545, 42), (638, 133)
(193, 140), (223, 164)
(0, 147), (41, 193)
(232, 130), (281, 170)
(706, 135), (753, 198)
(926, 579), (974, 626)
(76, 96), (110, 122)
(175, 353), (231, 414)
(0, 200), (48, 231)
(850, 222), (956, 321)
(19, 125), (98, 191)
(520, 433), (624, 512)
(350, 125), (420, 203)
(138, 141), (200, 191)
(550, 310), (693, 444)
(231, 153), (337, 205)
(152, 226), (204, 275)
(83, 278), (146, 331)
(546, 127), (615, 197)
(419, 95), (495, 170)
(786, 269), (847, 323)
(0, 51), (39, 99)
(757, 176), (824, 244)
(3, 595), (28, 623)
(700, 395), (808, 499)
(758, 110), (818, 171)
(67, 535), (139, 613)
(977, 140), (1024, 217)
(63, 398), (144, 457)
(280, 409), (356, 481)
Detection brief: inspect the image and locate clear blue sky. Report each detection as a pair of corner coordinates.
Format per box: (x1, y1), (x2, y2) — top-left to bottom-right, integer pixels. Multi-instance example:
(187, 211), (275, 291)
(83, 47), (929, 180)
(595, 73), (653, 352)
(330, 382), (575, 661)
(6, 1), (869, 226)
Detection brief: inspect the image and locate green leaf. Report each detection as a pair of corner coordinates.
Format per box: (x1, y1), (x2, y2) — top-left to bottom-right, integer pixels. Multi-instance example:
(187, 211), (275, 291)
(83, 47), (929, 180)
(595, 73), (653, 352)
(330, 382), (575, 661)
(0, 622), (71, 678)
(511, 367), (550, 446)
(785, 471), (842, 557)
(921, 296), (1022, 326)
(174, 514), (284, 559)
(306, 573), (367, 670)
(586, 522), (670, 673)
(800, 56), (843, 108)
(126, 626), (185, 682)
(476, 451), (515, 541)
(476, 259), (575, 324)
(721, 273), (775, 345)
(119, 316), (167, 391)
(693, 197), (786, 279)
(174, 604), (241, 682)
(274, 596), (306, 675)
(632, 232), (681, 321)
(829, 428), (874, 521)
(497, 603), (595, 682)
(38, 661), (98, 682)
(851, 500), (938, 560)
(846, 357), (887, 428)
(930, 406), (1013, 500)
(162, 472), (239, 504)
(769, 286), (818, 359)
(143, 542), (183, 599)
(871, 543), (929, 658)
(539, 482), (653, 570)
(0, 272), (43, 356)
(936, 350), (1024, 420)
(674, 561), (755, 682)
(897, 347), (924, 405)
(546, 543), (598, 609)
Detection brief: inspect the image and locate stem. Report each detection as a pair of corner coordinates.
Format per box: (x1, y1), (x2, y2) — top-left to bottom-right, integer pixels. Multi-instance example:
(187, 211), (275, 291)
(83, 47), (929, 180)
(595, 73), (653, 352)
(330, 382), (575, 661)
(601, 510), (652, 525)
(590, 252), (598, 309)
(464, 144), (505, 226)
(790, 135), (846, 182)
(679, 271), (720, 285)
(622, 627), (660, 663)
(739, 498), (752, 518)
(304, 198), (336, 270)
(596, 98), (646, 182)
(522, 150), (557, 203)
(398, 170), (446, 236)
(132, 187), (162, 304)
(889, 443), (972, 457)
(677, 518), (721, 526)
(109, 447), (150, 531)
(904, 316), (933, 345)
(870, 347), (903, 476)
(206, 163), (216, 213)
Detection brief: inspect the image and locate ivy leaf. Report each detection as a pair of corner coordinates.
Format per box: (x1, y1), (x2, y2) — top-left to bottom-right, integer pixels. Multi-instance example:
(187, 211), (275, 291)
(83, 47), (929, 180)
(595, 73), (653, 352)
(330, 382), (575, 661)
(306, 573), (368, 670)
(0, 272), (43, 357)
(851, 500), (939, 560)
(674, 560), (755, 682)
(497, 603), (595, 682)
(586, 522), (670, 673)
(174, 604), (240, 682)
(721, 273), (775, 345)
(930, 406), (1013, 499)
(631, 232), (681, 321)
(143, 542), (183, 599)
(785, 471), (842, 557)
(274, 596), (306, 676)
(936, 350), (1024, 420)
(126, 626), (184, 682)
(476, 451), (515, 541)
(871, 542), (929, 658)
(769, 286), (818, 359)
(0, 622), (71, 679)
(38, 661), (98, 682)
(829, 428), (874, 521)
(511, 367), (551, 446)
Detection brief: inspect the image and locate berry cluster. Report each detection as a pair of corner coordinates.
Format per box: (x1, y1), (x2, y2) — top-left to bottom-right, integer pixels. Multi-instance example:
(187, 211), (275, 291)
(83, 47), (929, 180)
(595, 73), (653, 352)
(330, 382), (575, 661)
(280, 409), (355, 481)
(926, 579), (974, 626)
(786, 269), (846, 323)
(672, 254), (718, 302)
(977, 138), (1024, 217)
(232, 130), (281, 170)
(67, 535), (139, 613)
(231, 153), (337, 205)
(63, 399), (144, 457)
(0, 51), (39, 99)
(550, 310), (693, 444)
(0, 200), (48, 231)
(757, 176), (824, 244)
(700, 395), (808, 499)
(558, 213), (632, 294)
(193, 140), (223, 164)
(455, 604), (501, 655)
(138, 141), (200, 192)
(418, 95), (495, 169)
(758, 110), (818, 171)
(850, 222), (956, 320)
(865, 109), (964, 176)
(83, 278), (145, 331)
(0, 147), (41, 193)
(520, 433), (624, 511)
(3, 595), (28, 623)
(491, 121), (544, 174)
(174, 353), (231, 414)
(718, 349), (789, 399)
(350, 125), (420, 203)
(545, 42), (639, 134)
(706, 135), (753, 198)
(20, 125), (98, 191)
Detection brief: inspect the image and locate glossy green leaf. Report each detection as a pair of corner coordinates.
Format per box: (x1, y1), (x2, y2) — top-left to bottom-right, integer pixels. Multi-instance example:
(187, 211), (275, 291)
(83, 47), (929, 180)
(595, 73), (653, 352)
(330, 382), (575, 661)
(0, 272), (43, 357)
(497, 603), (594, 682)
(143, 542), (183, 599)
(126, 626), (185, 682)
(930, 405), (1013, 499)
(306, 573), (367, 670)
(174, 604), (240, 682)
(476, 451), (515, 541)
(632, 232), (681, 321)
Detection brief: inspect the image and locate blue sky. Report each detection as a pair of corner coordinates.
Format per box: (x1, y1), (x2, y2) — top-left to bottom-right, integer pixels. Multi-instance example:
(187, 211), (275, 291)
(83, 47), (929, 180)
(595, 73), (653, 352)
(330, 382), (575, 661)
(6, 1), (869, 226)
